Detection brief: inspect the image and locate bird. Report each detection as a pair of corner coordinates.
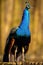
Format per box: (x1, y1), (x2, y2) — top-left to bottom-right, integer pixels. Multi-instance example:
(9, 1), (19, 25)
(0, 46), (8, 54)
(3, 3), (31, 62)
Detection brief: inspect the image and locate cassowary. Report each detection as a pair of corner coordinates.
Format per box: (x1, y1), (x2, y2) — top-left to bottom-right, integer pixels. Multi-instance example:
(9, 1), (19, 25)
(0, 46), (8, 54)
(3, 3), (31, 62)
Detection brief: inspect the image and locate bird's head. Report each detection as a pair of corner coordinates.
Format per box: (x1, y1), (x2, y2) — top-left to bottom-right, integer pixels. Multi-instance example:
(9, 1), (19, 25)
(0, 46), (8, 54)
(25, 2), (30, 10)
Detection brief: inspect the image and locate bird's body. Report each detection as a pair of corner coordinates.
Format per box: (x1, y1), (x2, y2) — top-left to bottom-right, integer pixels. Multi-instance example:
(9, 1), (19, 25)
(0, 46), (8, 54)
(3, 6), (31, 62)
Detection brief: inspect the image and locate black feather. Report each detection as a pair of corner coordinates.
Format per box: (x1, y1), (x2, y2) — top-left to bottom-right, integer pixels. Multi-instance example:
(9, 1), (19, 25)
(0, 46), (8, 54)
(3, 28), (31, 62)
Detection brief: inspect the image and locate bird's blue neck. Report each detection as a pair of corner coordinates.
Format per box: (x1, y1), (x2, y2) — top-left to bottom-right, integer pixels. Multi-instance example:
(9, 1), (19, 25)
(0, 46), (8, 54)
(19, 8), (30, 30)
(16, 8), (30, 36)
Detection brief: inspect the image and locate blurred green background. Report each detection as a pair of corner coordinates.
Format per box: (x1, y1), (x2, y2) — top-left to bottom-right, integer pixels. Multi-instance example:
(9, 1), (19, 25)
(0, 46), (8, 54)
(0, 0), (43, 61)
